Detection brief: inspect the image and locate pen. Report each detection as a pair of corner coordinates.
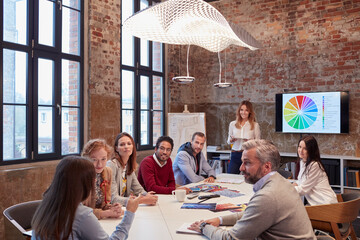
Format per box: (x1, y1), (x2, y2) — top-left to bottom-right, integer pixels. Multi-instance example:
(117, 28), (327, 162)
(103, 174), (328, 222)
(197, 198), (209, 203)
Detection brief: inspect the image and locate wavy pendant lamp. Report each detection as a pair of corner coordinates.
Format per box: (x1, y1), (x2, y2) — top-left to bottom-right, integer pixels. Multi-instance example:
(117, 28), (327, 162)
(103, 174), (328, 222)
(123, 0), (261, 84)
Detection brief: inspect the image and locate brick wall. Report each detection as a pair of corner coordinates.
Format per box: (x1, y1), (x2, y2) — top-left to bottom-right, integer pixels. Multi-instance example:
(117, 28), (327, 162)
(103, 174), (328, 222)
(168, 0), (360, 156)
(88, 0), (122, 144)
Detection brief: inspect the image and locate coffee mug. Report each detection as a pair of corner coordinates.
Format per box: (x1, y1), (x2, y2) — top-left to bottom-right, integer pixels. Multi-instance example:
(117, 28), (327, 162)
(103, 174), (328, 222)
(172, 189), (186, 202)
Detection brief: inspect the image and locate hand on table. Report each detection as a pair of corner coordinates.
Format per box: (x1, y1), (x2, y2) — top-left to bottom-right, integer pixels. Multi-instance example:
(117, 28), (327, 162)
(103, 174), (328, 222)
(292, 182), (298, 186)
(188, 220), (205, 233)
(102, 203), (123, 218)
(204, 176), (215, 183)
(139, 191), (158, 205)
(206, 217), (220, 227)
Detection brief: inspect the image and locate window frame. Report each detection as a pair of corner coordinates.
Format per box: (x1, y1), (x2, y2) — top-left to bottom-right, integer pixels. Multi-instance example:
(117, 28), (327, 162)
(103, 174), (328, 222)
(0, 0), (84, 165)
(120, 0), (165, 150)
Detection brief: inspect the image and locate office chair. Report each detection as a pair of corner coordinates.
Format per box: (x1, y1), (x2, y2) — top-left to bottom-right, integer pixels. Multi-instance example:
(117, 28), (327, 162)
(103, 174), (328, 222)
(306, 193), (360, 240)
(3, 200), (41, 240)
(277, 169), (293, 179)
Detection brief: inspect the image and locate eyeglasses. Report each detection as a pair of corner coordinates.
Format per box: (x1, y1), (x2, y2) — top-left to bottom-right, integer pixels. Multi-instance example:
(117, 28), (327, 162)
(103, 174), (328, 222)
(159, 147), (172, 153)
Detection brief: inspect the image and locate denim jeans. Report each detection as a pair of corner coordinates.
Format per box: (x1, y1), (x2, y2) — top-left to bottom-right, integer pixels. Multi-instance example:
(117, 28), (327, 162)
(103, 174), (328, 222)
(227, 151), (243, 174)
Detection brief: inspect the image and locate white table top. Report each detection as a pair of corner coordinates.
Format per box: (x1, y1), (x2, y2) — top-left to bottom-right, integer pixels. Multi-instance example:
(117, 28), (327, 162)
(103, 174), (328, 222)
(99, 174), (253, 240)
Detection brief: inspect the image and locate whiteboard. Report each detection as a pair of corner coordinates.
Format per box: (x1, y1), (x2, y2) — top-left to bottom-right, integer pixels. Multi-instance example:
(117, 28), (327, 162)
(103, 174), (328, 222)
(168, 113), (206, 161)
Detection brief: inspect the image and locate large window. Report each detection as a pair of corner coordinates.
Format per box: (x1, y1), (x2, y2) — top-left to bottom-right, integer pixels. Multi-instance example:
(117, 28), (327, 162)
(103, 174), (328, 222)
(121, 0), (165, 150)
(1, 0), (83, 165)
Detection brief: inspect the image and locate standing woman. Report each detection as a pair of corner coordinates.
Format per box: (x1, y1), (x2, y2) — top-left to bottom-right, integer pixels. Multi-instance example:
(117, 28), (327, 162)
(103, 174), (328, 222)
(293, 135), (337, 205)
(31, 156), (141, 240)
(81, 139), (123, 219)
(107, 132), (158, 206)
(227, 101), (261, 174)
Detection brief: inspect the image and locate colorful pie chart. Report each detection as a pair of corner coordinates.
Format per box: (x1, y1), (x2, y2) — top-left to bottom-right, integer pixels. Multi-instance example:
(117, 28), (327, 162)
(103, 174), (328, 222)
(284, 96), (318, 129)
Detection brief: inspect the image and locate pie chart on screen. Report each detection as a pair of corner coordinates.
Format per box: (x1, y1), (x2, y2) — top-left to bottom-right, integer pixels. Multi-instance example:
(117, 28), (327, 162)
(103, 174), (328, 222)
(284, 96), (318, 129)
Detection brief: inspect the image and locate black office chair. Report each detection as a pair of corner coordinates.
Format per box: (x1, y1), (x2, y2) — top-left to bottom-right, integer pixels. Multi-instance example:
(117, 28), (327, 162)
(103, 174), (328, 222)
(3, 200), (41, 240)
(277, 169), (293, 179)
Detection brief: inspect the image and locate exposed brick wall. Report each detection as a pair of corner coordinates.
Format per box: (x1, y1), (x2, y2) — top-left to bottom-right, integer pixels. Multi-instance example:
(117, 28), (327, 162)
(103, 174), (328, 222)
(168, 0), (360, 155)
(88, 0), (121, 141)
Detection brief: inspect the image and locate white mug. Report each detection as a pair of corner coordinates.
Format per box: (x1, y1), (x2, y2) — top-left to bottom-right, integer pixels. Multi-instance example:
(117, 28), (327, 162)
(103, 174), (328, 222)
(172, 189), (186, 202)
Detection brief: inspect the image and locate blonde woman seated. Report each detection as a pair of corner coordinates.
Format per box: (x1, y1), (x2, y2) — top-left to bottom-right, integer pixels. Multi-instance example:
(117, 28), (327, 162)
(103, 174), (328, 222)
(293, 135), (337, 205)
(107, 132), (158, 206)
(81, 139), (123, 219)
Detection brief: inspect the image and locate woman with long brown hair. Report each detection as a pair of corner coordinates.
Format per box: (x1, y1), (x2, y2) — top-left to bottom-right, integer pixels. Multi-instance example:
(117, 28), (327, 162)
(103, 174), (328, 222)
(81, 139), (122, 219)
(293, 135), (337, 205)
(227, 101), (261, 174)
(107, 132), (158, 206)
(31, 156), (141, 239)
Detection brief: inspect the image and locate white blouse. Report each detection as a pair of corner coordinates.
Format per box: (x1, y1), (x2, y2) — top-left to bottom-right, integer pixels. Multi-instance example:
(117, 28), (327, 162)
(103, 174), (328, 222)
(295, 160), (338, 206)
(227, 121), (261, 151)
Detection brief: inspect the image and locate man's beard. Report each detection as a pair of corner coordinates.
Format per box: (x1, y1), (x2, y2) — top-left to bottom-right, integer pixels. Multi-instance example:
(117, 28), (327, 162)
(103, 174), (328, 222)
(241, 166), (263, 184)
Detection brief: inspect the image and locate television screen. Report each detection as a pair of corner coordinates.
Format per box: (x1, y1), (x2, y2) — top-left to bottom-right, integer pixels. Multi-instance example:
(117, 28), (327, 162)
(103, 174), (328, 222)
(275, 91), (349, 134)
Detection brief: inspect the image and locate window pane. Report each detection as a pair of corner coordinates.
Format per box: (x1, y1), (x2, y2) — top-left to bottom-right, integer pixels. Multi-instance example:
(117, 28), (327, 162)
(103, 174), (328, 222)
(153, 111), (163, 146)
(3, 105), (26, 160)
(62, 7), (80, 55)
(122, 110), (134, 137)
(140, 75), (149, 109)
(62, 60), (80, 106)
(38, 58), (54, 105)
(62, 107), (79, 155)
(62, 0), (81, 10)
(140, 39), (149, 67)
(121, 0), (134, 66)
(121, 70), (134, 109)
(3, 0), (28, 45)
(140, 110), (149, 145)
(39, 0), (55, 47)
(153, 76), (162, 110)
(38, 106), (53, 153)
(152, 42), (162, 72)
(3, 49), (27, 104)
(121, 31), (134, 66)
(140, 0), (149, 67)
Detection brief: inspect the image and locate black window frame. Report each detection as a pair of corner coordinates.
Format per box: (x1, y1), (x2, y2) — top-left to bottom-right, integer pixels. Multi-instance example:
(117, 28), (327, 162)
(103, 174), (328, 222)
(0, 0), (84, 165)
(121, 0), (165, 150)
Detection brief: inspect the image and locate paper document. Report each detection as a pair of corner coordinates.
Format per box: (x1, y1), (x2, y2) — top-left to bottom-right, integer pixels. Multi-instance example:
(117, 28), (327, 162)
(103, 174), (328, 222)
(176, 223), (201, 235)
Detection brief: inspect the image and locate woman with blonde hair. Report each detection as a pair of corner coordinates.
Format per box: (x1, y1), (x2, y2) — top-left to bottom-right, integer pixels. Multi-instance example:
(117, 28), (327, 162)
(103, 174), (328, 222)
(227, 101), (261, 174)
(81, 138), (122, 219)
(107, 132), (158, 206)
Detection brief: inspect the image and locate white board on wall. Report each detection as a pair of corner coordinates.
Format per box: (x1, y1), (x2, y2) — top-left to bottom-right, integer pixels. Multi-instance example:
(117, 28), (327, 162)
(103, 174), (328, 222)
(168, 112), (206, 161)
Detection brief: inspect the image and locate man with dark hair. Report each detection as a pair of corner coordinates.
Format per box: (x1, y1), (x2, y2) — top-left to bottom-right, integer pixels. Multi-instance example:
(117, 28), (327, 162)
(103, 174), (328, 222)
(173, 132), (216, 185)
(189, 139), (316, 240)
(138, 136), (190, 194)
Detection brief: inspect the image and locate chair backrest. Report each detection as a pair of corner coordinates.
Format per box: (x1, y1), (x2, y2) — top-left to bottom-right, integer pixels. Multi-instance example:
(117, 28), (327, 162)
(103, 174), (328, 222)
(3, 200), (41, 234)
(277, 169), (293, 179)
(306, 195), (360, 223)
(306, 193), (360, 239)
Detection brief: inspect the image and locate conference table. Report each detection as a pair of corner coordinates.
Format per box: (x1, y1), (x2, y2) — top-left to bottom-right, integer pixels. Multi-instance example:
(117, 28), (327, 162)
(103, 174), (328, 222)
(99, 174), (254, 240)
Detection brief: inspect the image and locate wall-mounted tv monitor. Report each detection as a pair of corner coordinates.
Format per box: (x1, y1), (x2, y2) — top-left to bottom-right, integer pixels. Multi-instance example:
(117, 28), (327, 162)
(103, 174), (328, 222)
(276, 91), (349, 134)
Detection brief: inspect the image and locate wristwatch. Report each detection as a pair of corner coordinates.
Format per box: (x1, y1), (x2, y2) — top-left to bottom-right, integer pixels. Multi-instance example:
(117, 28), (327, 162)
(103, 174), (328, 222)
(199, 222), (209, 234)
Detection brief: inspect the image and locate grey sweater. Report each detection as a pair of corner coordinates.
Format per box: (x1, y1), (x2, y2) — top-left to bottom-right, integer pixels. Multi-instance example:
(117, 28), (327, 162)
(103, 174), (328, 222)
(203, 173), (316, 240)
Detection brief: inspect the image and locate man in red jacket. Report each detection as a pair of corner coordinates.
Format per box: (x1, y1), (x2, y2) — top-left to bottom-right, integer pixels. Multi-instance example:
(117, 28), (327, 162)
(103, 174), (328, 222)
(138, 136), (191, 194)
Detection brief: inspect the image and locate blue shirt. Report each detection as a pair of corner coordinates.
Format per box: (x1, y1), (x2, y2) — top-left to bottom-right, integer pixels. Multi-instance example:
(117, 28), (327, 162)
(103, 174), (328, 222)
(253, 171), (276, 192)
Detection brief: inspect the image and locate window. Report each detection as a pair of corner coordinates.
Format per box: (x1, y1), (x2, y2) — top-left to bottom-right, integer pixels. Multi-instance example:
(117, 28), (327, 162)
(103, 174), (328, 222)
(1, 0), (83, 165)
(121, 0), (165, 150)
